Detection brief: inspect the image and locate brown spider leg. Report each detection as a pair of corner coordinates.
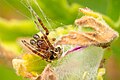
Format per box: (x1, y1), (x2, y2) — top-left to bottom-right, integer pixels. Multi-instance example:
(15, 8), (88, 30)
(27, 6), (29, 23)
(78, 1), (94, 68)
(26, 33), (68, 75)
(37, 16), (49, 35)
(21, 40), (47, 59)
(28, 6), (49, 35)
(28, 6), (54, 50)
(34, 21), (54, 50)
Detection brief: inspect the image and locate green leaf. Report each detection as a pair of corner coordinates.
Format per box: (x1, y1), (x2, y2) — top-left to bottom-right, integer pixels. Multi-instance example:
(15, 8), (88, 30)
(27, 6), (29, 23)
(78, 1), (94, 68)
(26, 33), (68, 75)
(52, 46), (104, 80)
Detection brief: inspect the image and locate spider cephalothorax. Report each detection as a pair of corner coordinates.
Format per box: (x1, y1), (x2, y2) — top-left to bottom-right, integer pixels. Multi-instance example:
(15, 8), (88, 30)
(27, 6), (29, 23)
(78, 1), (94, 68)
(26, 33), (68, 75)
(22, 6), (62, 62)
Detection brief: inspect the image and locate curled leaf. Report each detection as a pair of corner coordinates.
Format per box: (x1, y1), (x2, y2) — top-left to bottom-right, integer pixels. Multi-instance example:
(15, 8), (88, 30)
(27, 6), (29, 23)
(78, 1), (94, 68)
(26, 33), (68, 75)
(12, 54), (47, 79)
(56, 8), (119, 48)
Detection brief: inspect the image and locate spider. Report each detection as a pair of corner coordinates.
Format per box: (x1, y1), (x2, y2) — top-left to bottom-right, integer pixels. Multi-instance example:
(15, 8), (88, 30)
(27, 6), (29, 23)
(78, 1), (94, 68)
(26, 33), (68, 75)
(22, 6), (62, 62)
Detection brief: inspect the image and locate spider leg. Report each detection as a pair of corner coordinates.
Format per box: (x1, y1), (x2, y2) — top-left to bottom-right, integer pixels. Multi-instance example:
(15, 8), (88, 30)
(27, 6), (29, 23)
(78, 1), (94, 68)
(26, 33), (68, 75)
(28, 6), (49, 35)
(37, 16), (49, 35)
(28, 6), (54, 50)
(34, 21), (54, 50)
(21, 40), (47, 59)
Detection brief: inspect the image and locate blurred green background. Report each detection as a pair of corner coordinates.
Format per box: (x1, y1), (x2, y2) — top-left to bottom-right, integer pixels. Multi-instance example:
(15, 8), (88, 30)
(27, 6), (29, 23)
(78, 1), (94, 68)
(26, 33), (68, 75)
(0, 0), (120, 80)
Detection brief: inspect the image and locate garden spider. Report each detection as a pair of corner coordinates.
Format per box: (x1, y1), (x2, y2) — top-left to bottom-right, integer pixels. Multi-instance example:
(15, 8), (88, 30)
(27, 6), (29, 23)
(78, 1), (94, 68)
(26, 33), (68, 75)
(22, 6), (62, 62)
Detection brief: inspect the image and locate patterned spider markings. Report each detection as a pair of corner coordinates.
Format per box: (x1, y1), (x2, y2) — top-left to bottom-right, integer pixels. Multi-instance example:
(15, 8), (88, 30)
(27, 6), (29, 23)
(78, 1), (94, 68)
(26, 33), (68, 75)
(22, 6), (62, 62)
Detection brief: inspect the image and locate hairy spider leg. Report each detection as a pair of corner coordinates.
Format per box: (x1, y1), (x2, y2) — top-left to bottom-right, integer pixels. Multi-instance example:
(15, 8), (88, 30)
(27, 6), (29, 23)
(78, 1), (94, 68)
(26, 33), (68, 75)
(28, 6), (54, 50)
(22, 40), (48, 59)
(28, 6), (49, 35)
(37, 16), (49, 35)
(34, 21), (54, 50)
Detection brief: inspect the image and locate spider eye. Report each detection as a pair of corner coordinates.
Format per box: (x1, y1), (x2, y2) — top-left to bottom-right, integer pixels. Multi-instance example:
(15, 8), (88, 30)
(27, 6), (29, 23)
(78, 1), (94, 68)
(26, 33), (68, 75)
(46, 32), (49, 35)
(56, 47), (62, 52)
(30, 39), (36, 45)
(50, 55), (54, 60)
(57, 47), (61, 50)
(33, 34), (40, 40)
(55, 48), (58, 52)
